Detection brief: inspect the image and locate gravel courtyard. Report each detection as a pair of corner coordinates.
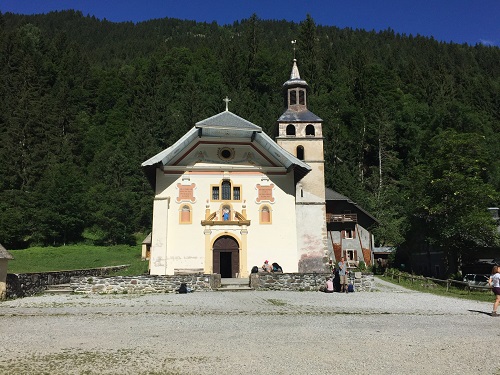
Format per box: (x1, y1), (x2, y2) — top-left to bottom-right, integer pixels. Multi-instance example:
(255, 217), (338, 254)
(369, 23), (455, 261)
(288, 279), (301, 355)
(0, 278), (498, 375)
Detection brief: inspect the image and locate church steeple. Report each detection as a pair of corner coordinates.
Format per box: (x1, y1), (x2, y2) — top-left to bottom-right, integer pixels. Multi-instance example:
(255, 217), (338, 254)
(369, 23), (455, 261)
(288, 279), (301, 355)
(290, 58), (301, 80)
(276, 57), (328, 273)
(283, 59), (309, 112)
(276, 58), (325, 197)
(277, 59), (322, 136)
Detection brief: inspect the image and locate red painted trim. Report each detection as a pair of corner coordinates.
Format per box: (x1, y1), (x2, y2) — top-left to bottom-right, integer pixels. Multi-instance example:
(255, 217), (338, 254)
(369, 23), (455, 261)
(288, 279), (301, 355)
(161, 170), (287, 176)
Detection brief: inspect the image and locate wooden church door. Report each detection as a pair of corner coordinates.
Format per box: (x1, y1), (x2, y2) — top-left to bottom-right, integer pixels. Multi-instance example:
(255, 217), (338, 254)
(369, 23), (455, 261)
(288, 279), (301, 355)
(213, 236), (239, 278)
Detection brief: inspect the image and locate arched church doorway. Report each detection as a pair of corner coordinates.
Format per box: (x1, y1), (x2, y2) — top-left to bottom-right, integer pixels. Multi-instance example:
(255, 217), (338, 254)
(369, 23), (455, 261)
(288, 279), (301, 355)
(213, 235), (239, 278)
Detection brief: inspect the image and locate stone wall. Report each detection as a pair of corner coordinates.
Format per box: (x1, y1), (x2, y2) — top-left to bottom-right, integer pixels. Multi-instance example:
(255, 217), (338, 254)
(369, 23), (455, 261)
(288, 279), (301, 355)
(71, 273), (374, 294)
(250, 272), (375, 292)
(71, 274), (221, 294)
(352, 272), (375, 292)
(6, 269), (375, 298)
(6, 265), (130, 298)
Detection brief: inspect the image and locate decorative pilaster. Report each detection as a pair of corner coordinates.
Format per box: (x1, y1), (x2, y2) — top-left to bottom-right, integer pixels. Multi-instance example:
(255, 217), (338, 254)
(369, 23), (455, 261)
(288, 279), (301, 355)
(240, 227), (248, 277)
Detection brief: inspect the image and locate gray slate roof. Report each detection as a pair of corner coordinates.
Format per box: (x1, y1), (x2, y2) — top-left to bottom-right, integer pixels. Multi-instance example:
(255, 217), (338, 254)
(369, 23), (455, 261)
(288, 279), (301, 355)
(142, 232), (152, 245)
(196, 111), (262, 131)
(373, 246), (395, 254)
(142, 110), (312, 185)
(278, 108), (322, 123)
(325, 189), (350, 201)
(0, 243), (14, 260)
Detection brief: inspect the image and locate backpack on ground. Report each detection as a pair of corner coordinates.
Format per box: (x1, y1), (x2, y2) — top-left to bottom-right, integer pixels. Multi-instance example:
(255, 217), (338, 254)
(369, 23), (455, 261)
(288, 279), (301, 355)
(177, 283), (188, 294)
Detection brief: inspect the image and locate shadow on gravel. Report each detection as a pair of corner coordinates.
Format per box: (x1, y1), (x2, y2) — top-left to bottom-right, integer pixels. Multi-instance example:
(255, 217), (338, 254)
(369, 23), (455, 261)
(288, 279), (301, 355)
(468, 309), (493, 316)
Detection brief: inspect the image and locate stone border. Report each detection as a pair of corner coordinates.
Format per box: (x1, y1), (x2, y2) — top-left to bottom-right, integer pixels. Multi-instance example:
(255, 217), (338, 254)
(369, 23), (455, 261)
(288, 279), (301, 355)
(6, 269), (375, 298)
(250, 272), (375, 292)
(6, 265), (130, 298)
(71, 274), (221, 294)
(68, 272), (375, 294)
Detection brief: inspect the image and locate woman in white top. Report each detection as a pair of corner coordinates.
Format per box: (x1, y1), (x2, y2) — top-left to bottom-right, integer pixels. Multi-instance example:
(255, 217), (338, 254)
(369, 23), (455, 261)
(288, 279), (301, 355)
(488, 265), (500, 317)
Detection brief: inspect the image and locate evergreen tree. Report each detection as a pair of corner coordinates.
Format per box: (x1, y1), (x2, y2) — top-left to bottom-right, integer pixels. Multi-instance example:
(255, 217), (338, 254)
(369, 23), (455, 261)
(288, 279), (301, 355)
(0, 11), (498, 258)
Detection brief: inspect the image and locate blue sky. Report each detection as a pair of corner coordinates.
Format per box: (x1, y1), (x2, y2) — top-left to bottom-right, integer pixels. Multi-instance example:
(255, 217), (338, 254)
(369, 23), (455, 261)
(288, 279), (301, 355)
(1, 0), (499, 46)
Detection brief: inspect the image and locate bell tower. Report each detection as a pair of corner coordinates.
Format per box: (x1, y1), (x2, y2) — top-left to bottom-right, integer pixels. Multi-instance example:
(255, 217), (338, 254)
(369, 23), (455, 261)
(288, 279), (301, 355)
(276, 58), (327, 272)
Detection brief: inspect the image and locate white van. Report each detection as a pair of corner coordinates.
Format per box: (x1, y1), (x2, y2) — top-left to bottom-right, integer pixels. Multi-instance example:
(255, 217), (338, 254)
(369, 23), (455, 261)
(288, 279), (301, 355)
(463, 274), (489, 286)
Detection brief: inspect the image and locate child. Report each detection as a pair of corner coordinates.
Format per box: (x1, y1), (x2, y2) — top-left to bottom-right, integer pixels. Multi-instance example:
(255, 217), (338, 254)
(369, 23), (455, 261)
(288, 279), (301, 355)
(488, 265), (500, 317)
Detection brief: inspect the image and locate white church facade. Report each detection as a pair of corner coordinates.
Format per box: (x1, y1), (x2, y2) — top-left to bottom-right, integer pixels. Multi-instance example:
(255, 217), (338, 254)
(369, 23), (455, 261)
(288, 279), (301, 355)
(142, 60), (331, 277)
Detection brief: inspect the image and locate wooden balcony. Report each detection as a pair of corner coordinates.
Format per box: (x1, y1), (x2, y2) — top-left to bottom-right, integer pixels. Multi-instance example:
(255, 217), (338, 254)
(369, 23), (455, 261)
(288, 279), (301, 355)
(326, 213), (357, 223)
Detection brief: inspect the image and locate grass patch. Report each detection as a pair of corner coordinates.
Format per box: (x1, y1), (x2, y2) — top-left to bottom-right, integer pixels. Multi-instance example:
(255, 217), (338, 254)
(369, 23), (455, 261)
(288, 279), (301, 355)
(265, 298), (287, 306)
(6, 245), (148, 276)
(0, 349), (185, 375)
(378, 274), (493, 303)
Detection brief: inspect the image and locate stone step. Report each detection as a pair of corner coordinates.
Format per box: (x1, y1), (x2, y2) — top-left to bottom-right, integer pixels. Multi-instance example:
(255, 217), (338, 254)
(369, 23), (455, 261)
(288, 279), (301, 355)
(217, 286), (253, 292)
(220, 277), (249, 285)
(216, 286), (253, 292)
(218, 277), (253, 291)
(44, 284), (73, 294)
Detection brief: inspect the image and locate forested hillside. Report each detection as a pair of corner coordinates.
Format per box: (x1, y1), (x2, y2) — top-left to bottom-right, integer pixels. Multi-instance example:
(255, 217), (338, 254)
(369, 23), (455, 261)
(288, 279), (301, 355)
(0, 11), (498, 272)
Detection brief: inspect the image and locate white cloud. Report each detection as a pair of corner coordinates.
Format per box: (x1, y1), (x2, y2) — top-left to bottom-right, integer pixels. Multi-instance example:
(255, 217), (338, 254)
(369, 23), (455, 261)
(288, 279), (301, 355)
(478, 39), (497, 46)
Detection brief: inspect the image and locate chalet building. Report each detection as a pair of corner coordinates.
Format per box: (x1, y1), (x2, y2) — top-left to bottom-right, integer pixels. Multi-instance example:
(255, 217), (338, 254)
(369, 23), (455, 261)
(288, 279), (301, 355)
(142, 59), (376, 277)
(410, 207), (500, 278)
(372, 246), (394, 268)
(0, 243), (14, 300)
(325, 189), (377, 269)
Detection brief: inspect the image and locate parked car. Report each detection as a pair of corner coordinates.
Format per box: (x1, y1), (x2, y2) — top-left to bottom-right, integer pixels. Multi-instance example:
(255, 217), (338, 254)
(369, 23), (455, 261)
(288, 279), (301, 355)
(463, 274), (489, 286)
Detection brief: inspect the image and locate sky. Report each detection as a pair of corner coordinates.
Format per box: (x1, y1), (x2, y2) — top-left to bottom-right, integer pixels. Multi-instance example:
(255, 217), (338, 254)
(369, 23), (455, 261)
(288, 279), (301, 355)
(1, 0), (499, 47)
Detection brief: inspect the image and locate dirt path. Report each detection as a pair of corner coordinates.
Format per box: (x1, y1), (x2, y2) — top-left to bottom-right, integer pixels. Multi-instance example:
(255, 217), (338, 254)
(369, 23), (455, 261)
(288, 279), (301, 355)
(0, 286), (498, 375)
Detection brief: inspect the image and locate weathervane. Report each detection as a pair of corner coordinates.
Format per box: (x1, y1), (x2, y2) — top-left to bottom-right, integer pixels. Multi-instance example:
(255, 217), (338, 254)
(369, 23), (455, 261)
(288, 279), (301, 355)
(223, 96), (231, 111)
(291, 40), (297, 59)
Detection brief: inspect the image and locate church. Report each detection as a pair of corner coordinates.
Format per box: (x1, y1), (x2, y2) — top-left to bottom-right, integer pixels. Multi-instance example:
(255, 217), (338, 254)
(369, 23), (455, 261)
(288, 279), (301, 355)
(142, 59), (375, 277)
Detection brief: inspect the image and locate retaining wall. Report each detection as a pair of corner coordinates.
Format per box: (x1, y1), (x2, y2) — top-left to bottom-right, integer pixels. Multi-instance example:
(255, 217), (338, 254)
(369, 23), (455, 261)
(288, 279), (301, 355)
(69, 272), (375, 294)
(6, 265), (129, 298)
(6, 270), (375, 298)
(71, 274), (221, 294)
(250, 272), (375, 292)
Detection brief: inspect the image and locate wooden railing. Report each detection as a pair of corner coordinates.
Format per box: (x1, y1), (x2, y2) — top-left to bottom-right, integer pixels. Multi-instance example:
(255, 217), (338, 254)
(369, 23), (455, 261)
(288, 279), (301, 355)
(326, 213), (357, 223)
(384, 269), (492, 294)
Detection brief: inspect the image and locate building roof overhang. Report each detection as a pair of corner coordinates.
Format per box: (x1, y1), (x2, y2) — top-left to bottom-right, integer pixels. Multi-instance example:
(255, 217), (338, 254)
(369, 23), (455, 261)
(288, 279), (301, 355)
(0, 243), (14, 260)
(325, 188), (379, 224)
(141, 111), (311, 188)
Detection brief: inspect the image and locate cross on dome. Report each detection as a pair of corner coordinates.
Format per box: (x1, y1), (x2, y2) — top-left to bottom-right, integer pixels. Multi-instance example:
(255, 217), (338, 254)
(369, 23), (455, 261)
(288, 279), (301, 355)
(291, 40), (297, 59)
(223, 96), (231, 111)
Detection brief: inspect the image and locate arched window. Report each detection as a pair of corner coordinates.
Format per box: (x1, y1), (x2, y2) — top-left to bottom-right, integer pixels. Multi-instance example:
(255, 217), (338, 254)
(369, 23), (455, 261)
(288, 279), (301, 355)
(179, 204), (192, 224)
(221, 180), (231, 200)
(286, 124), (296, 136)
(211, 180), (242, 201)
(260, 205), (271, 224)
(296, 145), (304, 160)
(290, 90), (297, 105)
(306, 124), (315, 136)
(299, 89), (305, 105)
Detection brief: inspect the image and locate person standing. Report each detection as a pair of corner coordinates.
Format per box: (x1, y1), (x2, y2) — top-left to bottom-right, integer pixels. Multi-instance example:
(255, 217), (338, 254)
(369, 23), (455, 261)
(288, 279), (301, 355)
(488, 265), (500, 317)
(329, 260), (339, 292)
(338, 257), (348, 293)
(333, 266), (341, 292)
